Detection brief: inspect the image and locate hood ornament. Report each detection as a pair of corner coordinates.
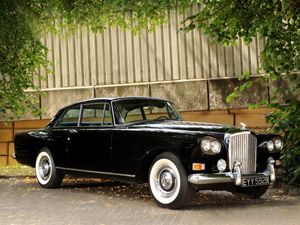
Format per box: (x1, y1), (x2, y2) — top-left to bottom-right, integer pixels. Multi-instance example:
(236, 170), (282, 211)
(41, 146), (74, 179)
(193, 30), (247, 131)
(240, 122), (247, 129)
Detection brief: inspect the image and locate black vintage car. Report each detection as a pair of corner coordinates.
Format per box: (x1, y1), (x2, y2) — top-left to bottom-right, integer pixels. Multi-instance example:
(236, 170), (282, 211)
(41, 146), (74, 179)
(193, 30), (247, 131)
(14, 97), (284, 209)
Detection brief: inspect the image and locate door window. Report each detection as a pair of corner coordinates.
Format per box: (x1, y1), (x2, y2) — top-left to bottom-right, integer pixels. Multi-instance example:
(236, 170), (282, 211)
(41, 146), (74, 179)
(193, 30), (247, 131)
(80, 103), (112, 127)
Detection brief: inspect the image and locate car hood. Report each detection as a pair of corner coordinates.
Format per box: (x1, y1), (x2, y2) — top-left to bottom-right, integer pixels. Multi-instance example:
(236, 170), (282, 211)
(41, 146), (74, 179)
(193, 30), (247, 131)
(128, 120), (246, 134)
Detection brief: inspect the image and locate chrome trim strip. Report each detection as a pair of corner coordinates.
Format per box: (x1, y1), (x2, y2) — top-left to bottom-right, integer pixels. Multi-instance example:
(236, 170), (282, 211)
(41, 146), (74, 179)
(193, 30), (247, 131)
(56, 167), (136, 178)
(188, 173), (233, 185)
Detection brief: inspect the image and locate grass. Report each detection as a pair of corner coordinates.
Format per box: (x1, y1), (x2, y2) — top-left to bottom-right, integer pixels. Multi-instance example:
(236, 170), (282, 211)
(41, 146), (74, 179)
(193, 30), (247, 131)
(0, 165), (35, 176)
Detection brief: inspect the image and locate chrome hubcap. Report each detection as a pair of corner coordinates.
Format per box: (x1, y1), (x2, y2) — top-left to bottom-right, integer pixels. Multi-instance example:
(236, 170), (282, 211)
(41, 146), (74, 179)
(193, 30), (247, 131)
(39, 156), (51, 180)
(154, 168), (177, 197)
(160, 170), (175, 191)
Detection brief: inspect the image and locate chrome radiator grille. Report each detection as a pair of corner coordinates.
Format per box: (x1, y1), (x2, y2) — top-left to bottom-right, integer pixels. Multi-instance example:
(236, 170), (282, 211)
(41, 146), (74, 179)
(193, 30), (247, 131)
(228, 132), (257, 174)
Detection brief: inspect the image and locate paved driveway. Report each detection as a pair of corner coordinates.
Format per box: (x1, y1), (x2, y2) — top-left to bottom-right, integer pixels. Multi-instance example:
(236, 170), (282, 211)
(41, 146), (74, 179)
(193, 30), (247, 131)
(0, 177), (299, 225)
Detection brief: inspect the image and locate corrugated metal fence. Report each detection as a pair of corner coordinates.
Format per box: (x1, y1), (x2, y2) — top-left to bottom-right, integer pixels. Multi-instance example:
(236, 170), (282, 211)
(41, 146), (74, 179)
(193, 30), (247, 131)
(35, 5), (265, 90)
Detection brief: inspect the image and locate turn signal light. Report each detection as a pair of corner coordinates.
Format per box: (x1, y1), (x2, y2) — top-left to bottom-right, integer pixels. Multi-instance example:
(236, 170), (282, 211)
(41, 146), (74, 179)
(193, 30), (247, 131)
(192, 163), (205, 171)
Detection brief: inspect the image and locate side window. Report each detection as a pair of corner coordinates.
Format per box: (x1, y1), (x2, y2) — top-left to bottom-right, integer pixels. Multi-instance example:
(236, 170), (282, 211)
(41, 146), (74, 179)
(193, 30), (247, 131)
(80, 103), (112, 127)
(125, 108), (144, 123)
(56, 107), (80, 127)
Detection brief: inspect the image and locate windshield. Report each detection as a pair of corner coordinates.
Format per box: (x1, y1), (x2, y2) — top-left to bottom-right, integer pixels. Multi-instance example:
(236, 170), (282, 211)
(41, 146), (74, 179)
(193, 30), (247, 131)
(113, 99), (181, 124)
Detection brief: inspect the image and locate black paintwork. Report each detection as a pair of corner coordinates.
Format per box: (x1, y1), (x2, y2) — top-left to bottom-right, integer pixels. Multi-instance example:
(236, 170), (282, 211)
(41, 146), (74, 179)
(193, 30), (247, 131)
(14, 97), (282, 184)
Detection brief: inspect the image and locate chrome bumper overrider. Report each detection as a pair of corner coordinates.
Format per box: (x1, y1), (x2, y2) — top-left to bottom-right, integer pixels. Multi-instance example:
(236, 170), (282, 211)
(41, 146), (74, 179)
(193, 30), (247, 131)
(188, 160), (279, 186)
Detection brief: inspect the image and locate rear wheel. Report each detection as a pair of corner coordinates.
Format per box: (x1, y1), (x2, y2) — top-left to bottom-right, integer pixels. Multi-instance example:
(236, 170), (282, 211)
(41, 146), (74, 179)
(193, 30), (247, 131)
(233, 185), (269, 199)
(35, 148), (64, 188)
(149, 152), (194, 209)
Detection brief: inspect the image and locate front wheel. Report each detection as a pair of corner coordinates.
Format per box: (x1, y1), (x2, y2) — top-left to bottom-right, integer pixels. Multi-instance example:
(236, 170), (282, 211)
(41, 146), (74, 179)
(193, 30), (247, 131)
(149, 152), (194, 209)
(233, 185), (269, 199)
(35, 148), (64, 188)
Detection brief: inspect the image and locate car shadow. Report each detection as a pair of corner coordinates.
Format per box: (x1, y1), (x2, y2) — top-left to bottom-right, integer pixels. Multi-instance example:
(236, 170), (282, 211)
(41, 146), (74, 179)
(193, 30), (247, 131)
(187, 189), (298, 210)
(59, 176), (153, 200)
(37, 176), (297, 210)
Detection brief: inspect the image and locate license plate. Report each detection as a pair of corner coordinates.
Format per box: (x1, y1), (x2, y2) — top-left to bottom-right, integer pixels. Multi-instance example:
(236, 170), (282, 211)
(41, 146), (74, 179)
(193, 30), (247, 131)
(242, 175), (269, 187)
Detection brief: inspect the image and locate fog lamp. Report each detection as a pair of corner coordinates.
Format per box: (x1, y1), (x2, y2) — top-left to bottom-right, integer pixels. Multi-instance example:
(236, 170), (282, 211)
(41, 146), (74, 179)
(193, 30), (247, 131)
(217, 159), (227, 172)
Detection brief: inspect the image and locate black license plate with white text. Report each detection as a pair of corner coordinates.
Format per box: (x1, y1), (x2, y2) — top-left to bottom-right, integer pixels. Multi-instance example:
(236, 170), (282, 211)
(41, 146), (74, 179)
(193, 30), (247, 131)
(242, 176), (269, 187)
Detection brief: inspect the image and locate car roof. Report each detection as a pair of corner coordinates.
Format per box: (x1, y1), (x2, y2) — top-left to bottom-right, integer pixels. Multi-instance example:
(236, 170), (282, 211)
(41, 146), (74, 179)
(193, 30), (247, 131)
(62, 96), (170, 109)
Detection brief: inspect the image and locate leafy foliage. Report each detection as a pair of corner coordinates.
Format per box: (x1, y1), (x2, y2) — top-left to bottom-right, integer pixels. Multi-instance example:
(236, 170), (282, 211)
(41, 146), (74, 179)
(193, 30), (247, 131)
(183, 0), (300, 184)
(266, 74), (300, 184)
(0, 0), (193, 120)
(0, 0), (49, 120)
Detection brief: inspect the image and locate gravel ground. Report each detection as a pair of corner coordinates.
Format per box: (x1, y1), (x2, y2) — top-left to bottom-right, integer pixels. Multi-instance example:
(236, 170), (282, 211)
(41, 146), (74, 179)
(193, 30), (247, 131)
(0, 177), (299, 225)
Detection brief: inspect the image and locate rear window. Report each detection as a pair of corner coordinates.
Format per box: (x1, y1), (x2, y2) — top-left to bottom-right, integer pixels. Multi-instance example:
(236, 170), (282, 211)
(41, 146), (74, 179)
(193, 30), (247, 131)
(56, 107), (80, 127)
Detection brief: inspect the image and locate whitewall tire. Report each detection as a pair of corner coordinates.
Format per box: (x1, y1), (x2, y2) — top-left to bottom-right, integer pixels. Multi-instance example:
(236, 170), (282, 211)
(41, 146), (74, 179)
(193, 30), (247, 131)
(149, 152), (194, 209)
(35, 148), (64, 188)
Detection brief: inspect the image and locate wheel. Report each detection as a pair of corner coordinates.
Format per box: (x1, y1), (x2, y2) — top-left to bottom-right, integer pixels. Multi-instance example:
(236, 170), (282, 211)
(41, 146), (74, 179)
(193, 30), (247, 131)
(35, 148), (64, 188)
(153, 116), (168, 121)
(149, 152), (194, 209)
(233, 185), (269, 199)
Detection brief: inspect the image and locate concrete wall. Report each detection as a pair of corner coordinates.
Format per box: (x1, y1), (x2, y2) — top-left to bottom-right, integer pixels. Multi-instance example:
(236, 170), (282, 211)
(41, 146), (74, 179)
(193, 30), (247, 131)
(22, 77), (271, 120)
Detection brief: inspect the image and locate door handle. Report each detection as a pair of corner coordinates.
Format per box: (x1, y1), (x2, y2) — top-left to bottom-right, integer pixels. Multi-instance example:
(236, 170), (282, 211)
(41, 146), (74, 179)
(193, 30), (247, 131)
(69, 129), (78, 134)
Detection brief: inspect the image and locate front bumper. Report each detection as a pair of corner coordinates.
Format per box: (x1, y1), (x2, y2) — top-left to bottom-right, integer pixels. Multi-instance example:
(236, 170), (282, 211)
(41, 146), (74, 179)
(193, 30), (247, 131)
(188, 160), (284, 186)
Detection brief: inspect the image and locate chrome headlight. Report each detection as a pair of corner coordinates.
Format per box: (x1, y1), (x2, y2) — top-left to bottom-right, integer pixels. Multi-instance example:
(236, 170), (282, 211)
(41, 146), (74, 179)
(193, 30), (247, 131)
(266, 137), (283, 152)
(200, 137), (221, 155)
(274, 138), (283, 150)
(267, 140), (274, 152)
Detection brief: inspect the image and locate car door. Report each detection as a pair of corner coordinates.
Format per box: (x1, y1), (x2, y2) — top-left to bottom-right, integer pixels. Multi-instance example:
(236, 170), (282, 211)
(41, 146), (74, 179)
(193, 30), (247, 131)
(50, 105), (81, 167)
(66, 101), (113, 172)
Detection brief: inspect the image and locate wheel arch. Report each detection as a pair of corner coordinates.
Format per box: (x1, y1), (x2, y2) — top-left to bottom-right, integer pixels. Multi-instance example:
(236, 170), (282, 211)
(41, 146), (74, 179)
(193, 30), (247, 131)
(135, 149), (184, 183)
(31, 146), (52, 167)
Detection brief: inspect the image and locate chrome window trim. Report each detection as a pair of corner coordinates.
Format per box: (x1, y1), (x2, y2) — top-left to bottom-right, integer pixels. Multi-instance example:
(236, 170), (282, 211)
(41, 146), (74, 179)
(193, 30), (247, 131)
(79, 101), (114, 128)
(110, 101), (117, 126)
(78, 104), (83, 127)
